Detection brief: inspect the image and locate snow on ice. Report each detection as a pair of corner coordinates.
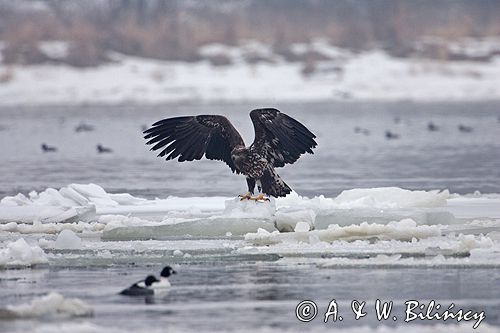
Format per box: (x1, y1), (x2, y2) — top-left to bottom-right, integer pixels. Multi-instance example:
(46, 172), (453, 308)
(55, 229), (82, 250)
(0, 183), (499, 268)
(245, 219), (441, 246)
(0, 238), (48, 268)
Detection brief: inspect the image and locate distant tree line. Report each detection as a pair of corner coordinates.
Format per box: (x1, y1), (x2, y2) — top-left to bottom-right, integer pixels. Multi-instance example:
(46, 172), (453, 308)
(0, 0), (499, 67)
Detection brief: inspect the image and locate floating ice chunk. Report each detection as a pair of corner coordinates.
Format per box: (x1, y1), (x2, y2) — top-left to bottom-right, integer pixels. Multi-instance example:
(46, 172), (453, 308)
(277, 191), (335, 211)
(316, 249), (500, 268)
(0, 221), (105, 235)
(469, 247), (500, 261)
(55, 229), (82, 250)
(294, 222), (311, 232)
(100, 215), (161, 231)
(0, 292), (93, 319)
(245, 219), (441, 246)
(1, 193), (35, 206)
(173, 249), (183, 256)
(275, 208), (315, 232)
(103, 216), (275, 240)
(223, 197), (276, 218)
(0, 205), (96, 225)
(447, 197), (500, 219)
(332, 187), (450, 209)
(34, 188), (79, 207)
(276, 188), (450, 212)
(96, 196), (227, 216)
(1, 183), (146, 211)
(314, 208), (456, 228)
(0, 238), (48, 267)
(68, 184), (121, 207)
(316, 254), (407, 268)
(454, 234), (493, 252)
(58, 186), (92, 206)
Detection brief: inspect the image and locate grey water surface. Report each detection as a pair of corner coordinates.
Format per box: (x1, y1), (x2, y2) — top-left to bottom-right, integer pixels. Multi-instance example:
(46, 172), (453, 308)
(1, 101), (500, 332)
(1, 263), (500, 332)
(0, 101), (499, 199)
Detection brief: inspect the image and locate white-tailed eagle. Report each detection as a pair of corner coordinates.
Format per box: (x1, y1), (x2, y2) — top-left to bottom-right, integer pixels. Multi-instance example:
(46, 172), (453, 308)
(143, 108), (317, 200)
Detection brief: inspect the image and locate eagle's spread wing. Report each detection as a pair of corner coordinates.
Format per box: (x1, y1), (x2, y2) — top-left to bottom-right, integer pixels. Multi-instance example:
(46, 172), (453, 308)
(144, 115), (245, 173)
(250, 108), (317, 167)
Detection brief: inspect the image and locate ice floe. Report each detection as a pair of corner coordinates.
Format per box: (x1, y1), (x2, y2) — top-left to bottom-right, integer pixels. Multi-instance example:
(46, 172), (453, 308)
(316, 187), (450, 209)
(0, 238), (48, 268)
(245, 219), (441, 246)
(0, 292), (93, 319)
(54, 229), (82, 250)
(0, 183), (499, 268)
(0, 184), (462, 231)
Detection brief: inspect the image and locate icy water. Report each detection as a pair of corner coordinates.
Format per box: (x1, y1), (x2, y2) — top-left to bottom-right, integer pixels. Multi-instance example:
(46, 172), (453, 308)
(0, 101), (499, 199)
(1, 101), (500, 333)
(2, 264), (500, 332)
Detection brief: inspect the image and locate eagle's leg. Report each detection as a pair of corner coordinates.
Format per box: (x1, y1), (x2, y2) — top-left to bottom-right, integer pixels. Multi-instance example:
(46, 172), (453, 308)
(239, 177), (256, 201)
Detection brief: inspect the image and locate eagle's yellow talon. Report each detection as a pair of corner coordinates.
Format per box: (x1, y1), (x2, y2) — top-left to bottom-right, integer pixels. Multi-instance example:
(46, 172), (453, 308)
(250, 193), (270, 202)
(239, 192), (252, 201)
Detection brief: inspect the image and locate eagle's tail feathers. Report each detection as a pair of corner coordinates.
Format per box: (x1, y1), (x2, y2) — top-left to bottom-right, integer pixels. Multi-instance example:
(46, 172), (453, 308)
(260, 169), (292, 198)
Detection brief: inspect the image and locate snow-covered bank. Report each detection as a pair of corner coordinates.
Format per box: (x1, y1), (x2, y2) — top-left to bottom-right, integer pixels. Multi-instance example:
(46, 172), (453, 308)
(1, 40), (500, 105)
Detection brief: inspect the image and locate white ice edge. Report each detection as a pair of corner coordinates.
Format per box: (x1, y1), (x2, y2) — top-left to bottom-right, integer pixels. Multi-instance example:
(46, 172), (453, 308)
(0, 183), (499, 241)
(0, 238), (48, 268)
(0, 184), (498, 278)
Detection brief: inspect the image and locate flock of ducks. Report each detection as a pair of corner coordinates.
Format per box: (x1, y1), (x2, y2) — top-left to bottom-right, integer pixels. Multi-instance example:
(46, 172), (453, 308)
(1, 116), (492, 152)
(38, 119), (483, 151)
(354, 117), (478, 140)
(40, 122), (113, 154)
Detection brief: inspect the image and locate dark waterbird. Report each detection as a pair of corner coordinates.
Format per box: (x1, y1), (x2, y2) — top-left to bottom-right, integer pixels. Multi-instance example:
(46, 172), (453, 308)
(97, 144), (113, 153)
(41, 143), (57, 152)
(120, 275), (159, 296)
(144, 108), (317, 200)
(385, 130), (400, 140)
(427, 122), (439, 132)
(119, 266), (177, 296)
(354, 126), (370, 135)
(458, 124), (473, 133)
(75, 123), (95, 133)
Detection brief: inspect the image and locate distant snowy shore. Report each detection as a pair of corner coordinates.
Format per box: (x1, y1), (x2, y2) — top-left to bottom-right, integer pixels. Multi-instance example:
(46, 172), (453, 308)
(1, 40), (500, 106)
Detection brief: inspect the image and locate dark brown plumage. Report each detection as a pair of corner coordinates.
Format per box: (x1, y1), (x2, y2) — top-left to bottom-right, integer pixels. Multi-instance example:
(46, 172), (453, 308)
(143, 108), (317, 198)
